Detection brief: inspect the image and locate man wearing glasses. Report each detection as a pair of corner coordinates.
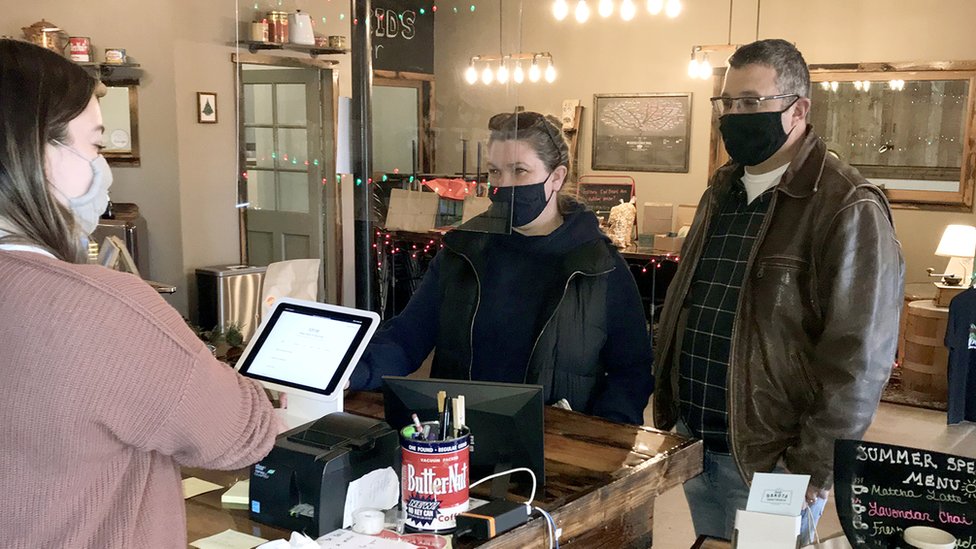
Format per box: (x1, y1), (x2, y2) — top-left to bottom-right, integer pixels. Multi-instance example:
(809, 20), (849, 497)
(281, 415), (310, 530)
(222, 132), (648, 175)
(653, 39), (904, 542)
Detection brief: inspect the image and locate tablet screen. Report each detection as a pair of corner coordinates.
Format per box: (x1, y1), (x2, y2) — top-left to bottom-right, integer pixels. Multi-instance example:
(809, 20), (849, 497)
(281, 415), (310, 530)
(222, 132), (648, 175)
(237, 301), (375, 396)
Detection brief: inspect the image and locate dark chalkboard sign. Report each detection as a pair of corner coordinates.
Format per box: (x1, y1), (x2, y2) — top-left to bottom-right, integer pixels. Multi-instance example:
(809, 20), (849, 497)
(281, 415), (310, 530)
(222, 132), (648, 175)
(370, 0), (434, 74)
(834, 439), (976, 548)
(577, 182), (634, 222)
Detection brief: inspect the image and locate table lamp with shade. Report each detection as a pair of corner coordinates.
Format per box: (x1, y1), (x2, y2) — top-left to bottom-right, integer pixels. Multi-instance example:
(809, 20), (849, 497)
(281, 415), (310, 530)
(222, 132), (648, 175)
(928, 224), (976, 287)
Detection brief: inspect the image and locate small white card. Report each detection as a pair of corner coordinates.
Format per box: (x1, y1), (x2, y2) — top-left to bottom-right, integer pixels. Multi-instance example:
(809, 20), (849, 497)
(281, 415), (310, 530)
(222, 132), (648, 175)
(190, 529), (268, 549)
(316, 529), (414, 548)
(746, 472), (810, 517)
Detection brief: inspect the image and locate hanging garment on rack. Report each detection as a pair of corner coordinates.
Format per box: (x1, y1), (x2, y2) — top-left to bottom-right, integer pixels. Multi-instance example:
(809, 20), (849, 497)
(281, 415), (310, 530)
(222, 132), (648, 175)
(945, 287), (976, 424)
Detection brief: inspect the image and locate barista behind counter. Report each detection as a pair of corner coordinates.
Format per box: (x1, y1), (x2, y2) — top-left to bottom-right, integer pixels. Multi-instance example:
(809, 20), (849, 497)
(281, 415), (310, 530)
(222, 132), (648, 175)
(348, 111), (654, 425)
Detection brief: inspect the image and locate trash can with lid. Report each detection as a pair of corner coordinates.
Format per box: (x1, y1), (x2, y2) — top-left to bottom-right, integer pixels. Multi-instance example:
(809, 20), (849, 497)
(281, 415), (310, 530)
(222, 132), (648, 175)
(196, 265), (267, 343)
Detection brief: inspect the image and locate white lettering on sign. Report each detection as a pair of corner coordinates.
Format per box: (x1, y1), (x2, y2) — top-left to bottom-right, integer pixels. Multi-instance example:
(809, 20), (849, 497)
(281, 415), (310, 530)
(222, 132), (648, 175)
(902, 471), (960, 491)
(373, 9), (417, 40)
(855, 445), (938, 469)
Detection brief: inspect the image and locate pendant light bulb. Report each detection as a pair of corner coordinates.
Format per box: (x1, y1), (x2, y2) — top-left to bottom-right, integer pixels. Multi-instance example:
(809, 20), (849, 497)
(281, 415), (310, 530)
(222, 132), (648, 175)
(513, 62), (525, 84)
(647, 0), (663, 15)
(529, 60), (542, 82)
(862, 80), (871, 91)
(465, 62), (478, 85)
(664, 0), (682, 18)
(830, 81), (839, 92)
(620, 0), (637, 20)
(545, 62), (557, 83)
(497, 62), (509, 84)
(552, 0), (569, 20)
(853, 80), (862, 91)
(698, 56), (712, 80)
(687, 57), (699, 78)
(481, 66), (494, 85)
(820, 81), (831, 91)
(598, 0), (614, 18)
(575, 0), (591, 23)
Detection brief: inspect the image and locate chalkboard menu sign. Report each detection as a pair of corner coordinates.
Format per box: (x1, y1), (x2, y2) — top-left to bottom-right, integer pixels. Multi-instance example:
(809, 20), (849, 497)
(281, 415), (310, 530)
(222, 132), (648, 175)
(370, 0), (434, 74)
(834, 439), (976, 548)
(577, 182), (634, 222)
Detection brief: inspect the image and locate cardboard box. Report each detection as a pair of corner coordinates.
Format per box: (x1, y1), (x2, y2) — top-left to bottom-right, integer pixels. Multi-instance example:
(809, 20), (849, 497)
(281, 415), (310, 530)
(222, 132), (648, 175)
(675, 203), (698, 232)
(653, 235), (685, 254)
(641, 202), (673, 236)
(384, 188), (440, 232)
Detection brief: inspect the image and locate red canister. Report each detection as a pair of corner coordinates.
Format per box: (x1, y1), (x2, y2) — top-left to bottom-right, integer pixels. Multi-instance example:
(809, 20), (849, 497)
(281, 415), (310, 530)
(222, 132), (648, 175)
(400, 423), (470, 532)
(68, 36), (91, 62)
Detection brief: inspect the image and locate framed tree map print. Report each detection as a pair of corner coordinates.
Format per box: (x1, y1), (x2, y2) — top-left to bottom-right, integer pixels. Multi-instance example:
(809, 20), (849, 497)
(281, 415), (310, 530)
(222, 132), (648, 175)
(592, 93), (692, 173)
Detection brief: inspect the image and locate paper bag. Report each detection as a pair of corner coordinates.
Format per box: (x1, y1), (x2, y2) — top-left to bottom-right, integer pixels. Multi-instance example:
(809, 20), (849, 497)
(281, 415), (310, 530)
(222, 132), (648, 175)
(384, 189), (440, 232)
(260, 259), (321, 321)
(461, 196), (491, 225)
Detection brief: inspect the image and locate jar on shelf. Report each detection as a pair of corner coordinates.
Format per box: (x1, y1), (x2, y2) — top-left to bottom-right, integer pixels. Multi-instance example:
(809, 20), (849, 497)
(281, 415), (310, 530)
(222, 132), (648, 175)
(267, 11), (289, 44)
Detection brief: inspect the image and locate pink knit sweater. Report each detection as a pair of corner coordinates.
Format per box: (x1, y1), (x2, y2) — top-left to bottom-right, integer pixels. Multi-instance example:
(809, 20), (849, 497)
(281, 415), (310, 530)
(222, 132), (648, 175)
(0, 251), (279, 548)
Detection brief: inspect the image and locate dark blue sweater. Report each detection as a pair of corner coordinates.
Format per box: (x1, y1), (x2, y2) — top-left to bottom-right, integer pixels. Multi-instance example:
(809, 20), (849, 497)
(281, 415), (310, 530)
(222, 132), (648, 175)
(349, 209), (654, 424)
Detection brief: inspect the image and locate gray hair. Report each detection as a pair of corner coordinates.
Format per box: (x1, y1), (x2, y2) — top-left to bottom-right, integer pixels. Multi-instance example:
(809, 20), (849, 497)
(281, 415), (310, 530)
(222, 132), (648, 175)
(728, 38), (810, 98)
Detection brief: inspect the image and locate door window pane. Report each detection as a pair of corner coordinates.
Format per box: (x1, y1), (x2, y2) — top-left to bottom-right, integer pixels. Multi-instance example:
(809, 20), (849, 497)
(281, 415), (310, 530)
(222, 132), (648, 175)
(373, 86), (420, 174)
(245, 127), (276, 169)
(276, 83), (308, 126)
(243, 84), (273, 125)
(247, 169), (276, 210)
(278, 171), (310, 213)
(278, 128), (309, 168)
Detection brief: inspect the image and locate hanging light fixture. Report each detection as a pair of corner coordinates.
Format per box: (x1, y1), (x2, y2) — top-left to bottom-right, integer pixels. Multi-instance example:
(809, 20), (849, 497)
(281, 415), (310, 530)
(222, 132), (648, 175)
(461, 53), (557, 86)
(465, 59), (478, 85)
(685, 0), (734, 80)
(598, 0), (614, 18)
(497, 60), (510, 84)
(830, 81), (839, 92)
(545, 58), (557, 82)
(853, 80), (863, 91)
(647, 0), (664, 15)
(687, 47), (700, 78)
(665, 0), (682, 18)
(620, 0), (637, 20)
(552, 0), (570, 20)
(513, 61), (525, 83)
(575, 0), (591, 22)
(529, 57), (542, 82)
(697, 53), (713, 79)
(862, 80), (871, 91)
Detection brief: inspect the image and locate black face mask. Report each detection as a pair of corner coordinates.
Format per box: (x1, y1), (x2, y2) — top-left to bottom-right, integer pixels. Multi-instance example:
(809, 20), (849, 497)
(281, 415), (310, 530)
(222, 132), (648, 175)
(488, 176), (555, 227)
(719, 107), (796, 166)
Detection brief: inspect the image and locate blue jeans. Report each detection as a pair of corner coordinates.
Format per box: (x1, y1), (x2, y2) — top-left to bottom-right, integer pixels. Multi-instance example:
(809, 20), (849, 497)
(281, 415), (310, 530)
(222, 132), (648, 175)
(677, 421), (827, 544)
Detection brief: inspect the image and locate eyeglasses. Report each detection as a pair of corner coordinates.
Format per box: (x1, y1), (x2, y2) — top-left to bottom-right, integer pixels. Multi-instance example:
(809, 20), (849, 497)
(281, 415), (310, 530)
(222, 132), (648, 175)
(709, 93), (799, 116)
(488, 111), (561, 153)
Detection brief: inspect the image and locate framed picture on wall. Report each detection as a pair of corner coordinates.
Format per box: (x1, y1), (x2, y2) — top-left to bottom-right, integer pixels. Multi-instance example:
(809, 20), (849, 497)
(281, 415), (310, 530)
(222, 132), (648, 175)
(197, 92), (218, 124)
(592, 93), (692, 173)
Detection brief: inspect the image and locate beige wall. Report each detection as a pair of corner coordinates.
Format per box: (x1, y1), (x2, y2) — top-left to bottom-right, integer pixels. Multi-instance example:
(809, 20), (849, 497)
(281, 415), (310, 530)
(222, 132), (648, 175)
(4, 0), (187, 310)
(5, 1), (352, 316)
(433, 0), (976, 285)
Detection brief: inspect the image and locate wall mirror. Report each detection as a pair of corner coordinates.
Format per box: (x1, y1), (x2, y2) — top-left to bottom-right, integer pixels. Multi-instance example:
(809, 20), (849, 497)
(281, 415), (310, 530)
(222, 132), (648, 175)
(99, 80), (140, 167)
(808, 63), (975, 210)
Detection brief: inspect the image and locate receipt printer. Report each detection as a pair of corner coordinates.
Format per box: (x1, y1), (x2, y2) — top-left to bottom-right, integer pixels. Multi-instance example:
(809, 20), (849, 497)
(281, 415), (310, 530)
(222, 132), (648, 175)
(249, 412), (398, 537)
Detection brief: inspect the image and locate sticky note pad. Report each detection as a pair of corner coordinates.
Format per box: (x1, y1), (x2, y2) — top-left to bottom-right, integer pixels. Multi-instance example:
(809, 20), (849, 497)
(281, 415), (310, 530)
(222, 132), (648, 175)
(183, 477), (224, 500)
(221, 480), (250, 509)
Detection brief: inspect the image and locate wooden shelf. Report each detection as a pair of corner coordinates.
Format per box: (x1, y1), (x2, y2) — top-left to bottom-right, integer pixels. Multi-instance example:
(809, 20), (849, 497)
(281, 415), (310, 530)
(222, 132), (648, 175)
(77, 62), (142, 81)
(238, 41), (348, 59)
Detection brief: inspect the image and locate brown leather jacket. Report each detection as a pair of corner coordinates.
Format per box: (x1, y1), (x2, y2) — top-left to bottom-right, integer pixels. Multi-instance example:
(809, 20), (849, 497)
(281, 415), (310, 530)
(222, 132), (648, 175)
(653, 127), (905, 489)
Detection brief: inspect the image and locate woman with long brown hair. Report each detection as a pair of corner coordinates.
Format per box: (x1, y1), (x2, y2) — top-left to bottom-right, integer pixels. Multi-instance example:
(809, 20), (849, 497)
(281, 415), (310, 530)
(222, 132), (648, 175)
(0, 39), (278, 548)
